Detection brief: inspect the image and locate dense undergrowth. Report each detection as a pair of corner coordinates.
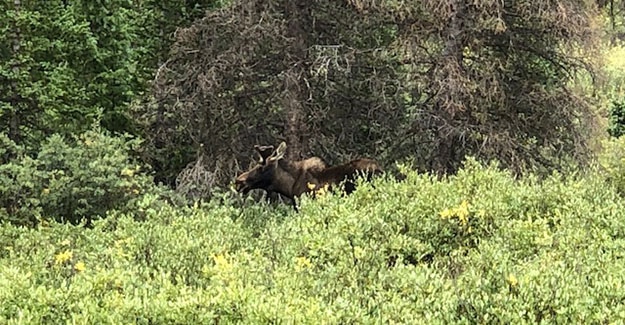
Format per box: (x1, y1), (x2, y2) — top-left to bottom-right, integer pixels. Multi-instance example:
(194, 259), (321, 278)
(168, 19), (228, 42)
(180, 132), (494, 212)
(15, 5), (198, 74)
(2, 157), (625, 324)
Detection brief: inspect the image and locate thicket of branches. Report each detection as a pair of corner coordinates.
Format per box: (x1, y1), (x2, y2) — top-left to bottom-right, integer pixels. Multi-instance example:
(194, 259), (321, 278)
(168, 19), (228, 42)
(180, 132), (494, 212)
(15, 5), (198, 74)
(146, 0), (602, 192)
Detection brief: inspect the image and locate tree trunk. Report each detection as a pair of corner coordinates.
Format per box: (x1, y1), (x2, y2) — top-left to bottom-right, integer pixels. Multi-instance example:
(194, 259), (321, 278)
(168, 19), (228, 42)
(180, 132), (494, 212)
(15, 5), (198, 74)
(283, 70), (305, 159)
(442, 0), (466, 66)
(434, 0), (467, 174)
(8, 0), (22, 143)
(282, 0), (310, 160)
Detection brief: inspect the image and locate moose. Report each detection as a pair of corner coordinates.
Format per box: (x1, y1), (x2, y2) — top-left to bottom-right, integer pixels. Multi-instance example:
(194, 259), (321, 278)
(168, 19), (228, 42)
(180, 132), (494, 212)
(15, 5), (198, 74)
(234, 142), (383, 208)
(236, 143), (328, 201)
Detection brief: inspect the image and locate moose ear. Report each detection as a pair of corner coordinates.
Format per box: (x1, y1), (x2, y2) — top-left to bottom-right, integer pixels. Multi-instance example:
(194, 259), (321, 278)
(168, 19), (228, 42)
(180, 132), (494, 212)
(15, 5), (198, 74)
(268, 142), (287, 162)
(254, 145), (275, 161)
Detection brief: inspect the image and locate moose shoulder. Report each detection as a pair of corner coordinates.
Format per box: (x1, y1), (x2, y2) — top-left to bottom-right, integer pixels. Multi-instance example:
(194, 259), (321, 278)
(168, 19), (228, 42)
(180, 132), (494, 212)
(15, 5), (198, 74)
(234, 142), (383, 205)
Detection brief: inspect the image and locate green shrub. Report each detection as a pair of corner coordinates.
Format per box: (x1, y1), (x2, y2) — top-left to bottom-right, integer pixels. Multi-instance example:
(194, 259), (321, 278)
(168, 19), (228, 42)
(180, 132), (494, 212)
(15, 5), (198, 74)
(598, 136), (625, 196)
(0, 130), (159, 226)
(609, 100), (625, 137)
(1, 159), (625, 323)
(603, 44), (625, 137)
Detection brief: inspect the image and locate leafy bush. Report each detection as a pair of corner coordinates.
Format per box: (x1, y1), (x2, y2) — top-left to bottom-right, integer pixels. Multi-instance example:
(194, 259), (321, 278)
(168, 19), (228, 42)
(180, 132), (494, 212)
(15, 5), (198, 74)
(603, 44), (625, 137)
(609, 100), (625, 137)
(598, 136), (625, 196)
(0, 130), (159, 226)
(602, 44), (625, 100)
(1, 159), (625, 323)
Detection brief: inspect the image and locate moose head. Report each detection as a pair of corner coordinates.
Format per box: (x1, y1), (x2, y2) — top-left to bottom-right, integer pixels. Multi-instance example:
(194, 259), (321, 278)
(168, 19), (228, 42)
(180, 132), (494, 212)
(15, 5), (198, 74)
(234, 142), (317, 199)
(235, 142), (283, 194)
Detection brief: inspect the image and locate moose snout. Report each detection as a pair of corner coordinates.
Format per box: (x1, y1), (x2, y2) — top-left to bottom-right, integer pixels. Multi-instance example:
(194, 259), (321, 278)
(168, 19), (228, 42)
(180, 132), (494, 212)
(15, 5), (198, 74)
(234, 174), (250, 193)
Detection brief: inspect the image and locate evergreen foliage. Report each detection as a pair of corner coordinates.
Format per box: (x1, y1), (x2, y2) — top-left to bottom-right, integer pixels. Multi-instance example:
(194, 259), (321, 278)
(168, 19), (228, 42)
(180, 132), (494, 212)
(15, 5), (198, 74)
(0, 0), (221, 149)
(0, 129), (161, 226)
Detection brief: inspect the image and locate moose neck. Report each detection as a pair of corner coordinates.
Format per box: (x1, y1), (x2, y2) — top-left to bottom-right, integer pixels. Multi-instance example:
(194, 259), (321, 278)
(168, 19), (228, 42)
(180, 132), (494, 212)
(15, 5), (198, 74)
(269, 160), (304, 199)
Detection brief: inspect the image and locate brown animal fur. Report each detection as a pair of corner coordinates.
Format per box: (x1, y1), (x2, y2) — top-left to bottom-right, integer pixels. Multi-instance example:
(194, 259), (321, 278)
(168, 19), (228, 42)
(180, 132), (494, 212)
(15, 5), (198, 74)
(293, 157), (327, 174)
(308, 158), (383, 194)
(235, 144), (327, 198)
(234, 142), (383, 206)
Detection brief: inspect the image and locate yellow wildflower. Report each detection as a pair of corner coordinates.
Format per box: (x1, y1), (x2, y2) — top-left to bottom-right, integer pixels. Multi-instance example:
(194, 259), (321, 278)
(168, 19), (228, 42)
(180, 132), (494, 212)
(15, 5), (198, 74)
(439, 200), (471, 226)
(211, 253), (234, 282)
(74, 261), (86, 272)
(307, 182), (316, 190)
(457, 200), (470, 225)
(315, 184), (329, 197)
(213, 253), (230, 269)
(120, 168), (135, 177)
(42, 188), (50, 195)
(458, 214), (468, 226)
(507, 274), (518, 288)
(295, 256), (312, 270)
(55, 250), (73, 265)
(439, 208), (454, 219)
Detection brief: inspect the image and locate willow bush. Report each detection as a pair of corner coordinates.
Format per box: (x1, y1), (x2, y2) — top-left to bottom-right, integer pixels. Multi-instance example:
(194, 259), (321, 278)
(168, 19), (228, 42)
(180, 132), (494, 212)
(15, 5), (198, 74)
(1, 159), (625, 323)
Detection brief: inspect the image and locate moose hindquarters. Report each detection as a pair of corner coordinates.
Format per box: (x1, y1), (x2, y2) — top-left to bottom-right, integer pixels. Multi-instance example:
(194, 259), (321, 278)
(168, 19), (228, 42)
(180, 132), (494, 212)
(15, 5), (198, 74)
(352, 159), (384, 176)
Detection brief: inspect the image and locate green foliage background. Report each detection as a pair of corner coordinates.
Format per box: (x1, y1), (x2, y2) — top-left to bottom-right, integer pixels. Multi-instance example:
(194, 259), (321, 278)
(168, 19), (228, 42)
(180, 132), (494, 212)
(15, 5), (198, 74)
(0, 129), (166, 226)
(0, 0), (220, 148)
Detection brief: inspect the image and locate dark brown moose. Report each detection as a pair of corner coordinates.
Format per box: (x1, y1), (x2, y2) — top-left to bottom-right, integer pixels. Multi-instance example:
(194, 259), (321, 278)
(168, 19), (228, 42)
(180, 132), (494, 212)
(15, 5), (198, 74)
(234, 142), (383, 207)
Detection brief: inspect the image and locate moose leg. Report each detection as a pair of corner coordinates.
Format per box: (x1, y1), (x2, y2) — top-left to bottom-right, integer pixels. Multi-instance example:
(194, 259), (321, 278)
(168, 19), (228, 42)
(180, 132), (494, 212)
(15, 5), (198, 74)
(285, 195), (299, 212)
